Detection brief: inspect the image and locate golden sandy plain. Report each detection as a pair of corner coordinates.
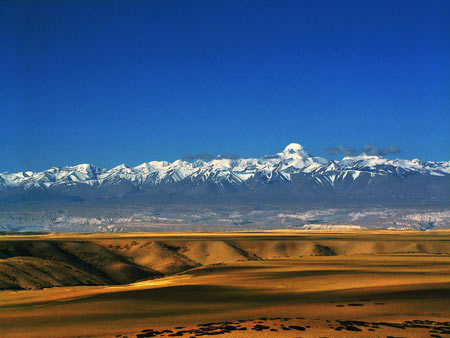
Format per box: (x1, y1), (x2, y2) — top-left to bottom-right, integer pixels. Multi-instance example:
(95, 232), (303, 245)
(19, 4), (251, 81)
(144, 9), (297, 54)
(1, 230), (450, 338)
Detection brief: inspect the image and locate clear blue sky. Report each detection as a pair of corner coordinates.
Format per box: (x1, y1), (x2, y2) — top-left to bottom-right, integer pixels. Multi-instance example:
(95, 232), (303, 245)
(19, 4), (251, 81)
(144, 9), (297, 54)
(1, 0), (449, 172)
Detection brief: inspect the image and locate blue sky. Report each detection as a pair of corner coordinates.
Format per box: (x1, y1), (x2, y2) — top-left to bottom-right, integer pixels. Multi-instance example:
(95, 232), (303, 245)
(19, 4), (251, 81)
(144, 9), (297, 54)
(1, 0), (449, 172)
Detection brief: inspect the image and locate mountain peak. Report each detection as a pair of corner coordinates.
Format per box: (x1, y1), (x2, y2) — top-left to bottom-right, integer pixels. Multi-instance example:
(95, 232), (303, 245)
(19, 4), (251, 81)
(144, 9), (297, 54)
(72, 163), (98, 174)
(281, 143), (309, 158)
(283, 143), (304, 152)
(111, 164), (129, 171)
(343, 153), (381, 161)
(1, 144), (449, 198)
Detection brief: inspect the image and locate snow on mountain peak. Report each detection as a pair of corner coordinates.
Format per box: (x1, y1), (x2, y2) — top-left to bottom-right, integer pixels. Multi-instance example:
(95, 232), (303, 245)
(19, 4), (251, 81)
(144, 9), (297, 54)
(1, 143), (449, 191)
(342, 154), (382, 162)
(111, 164), (129, 171)
(280, 143), (310, 158)
(74, 163), (91, 169)
(73, 163), (97, 174)
(340, 154), (387, 168)
(272, 143), (318, 170)
(283, 143), (305, 152)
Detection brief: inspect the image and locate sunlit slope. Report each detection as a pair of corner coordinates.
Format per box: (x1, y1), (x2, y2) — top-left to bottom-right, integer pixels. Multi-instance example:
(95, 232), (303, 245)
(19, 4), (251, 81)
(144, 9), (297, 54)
(1, 255), (450, 338)
(0, 230), (449, 289)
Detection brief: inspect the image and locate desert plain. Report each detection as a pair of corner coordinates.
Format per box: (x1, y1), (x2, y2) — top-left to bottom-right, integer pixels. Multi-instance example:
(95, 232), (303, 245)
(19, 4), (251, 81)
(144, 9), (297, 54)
(0, 230), (449, 338)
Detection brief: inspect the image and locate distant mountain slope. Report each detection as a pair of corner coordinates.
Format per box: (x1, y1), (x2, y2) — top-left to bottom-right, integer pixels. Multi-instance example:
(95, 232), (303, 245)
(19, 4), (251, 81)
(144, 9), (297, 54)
(1, 143), (449, 205)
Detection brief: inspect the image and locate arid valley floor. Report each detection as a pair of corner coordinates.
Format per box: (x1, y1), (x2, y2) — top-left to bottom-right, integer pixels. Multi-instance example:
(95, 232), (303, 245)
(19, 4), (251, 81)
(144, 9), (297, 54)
(0, 230), (449, 338)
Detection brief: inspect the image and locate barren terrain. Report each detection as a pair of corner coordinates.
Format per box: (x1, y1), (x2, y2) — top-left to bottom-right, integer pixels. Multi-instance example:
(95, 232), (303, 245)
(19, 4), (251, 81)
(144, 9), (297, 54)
(1, 230), (449, 337)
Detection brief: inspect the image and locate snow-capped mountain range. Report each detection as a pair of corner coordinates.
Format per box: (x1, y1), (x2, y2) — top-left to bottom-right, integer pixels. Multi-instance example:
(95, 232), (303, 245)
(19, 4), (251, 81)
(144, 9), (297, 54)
(1, 143), (450, 204)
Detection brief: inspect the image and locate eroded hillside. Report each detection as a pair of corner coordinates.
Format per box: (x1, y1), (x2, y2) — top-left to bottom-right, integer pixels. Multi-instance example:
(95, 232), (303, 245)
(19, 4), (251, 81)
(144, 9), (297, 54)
(1, 230), (449, 289)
